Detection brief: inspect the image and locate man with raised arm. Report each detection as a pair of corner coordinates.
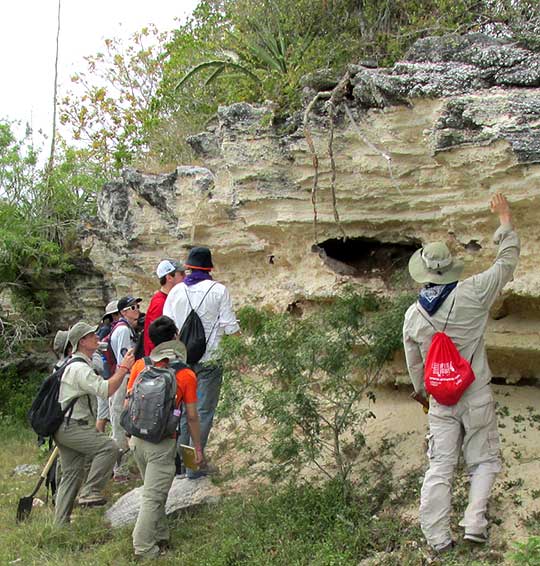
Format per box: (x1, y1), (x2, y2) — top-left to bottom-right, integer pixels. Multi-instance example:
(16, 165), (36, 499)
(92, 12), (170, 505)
(403, 193), (519, 552)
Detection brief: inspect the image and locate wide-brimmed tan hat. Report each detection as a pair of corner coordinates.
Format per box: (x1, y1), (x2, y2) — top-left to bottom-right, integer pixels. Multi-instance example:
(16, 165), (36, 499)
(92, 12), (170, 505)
(149, 340), (186, 363)
(103, 300), (119, 319)
(68, 321), (99, 351)
(53, 330), (70, 357)
(408, 242), (464, 285)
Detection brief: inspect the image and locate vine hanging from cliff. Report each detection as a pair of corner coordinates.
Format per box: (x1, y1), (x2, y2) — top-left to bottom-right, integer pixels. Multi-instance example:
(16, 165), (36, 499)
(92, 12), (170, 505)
(303, 70), (402, 242)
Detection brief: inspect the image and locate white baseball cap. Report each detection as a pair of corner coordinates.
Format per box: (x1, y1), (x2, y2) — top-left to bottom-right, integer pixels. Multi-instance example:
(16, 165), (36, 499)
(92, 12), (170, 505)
(156, 259), (185, 278)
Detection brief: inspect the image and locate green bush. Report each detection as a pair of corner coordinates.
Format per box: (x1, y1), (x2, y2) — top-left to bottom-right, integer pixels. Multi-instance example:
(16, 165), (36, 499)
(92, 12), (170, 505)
(219, 290), (414, 483)
(0, 366), (45, 426)
(170, 477), (421, 565)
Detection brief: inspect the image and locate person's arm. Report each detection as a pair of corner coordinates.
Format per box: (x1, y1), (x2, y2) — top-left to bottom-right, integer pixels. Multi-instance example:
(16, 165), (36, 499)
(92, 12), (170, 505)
(107, 348), (135, 397)
(184, 402), (204, 465)
(472, 193), (520, 308)
(179, 367), (204, 464)
(218, 287), (240, 335)
(402, 306), (427, 400)
(403, 330), (426, 397)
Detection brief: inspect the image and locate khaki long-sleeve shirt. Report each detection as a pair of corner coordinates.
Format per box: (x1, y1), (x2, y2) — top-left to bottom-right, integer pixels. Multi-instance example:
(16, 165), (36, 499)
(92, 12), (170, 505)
(403, 224), (520, 398)
(59, 351), (109, 421)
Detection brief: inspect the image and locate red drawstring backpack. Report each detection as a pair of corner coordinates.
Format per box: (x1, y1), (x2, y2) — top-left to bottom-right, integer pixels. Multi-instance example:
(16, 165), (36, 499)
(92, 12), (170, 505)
(417, 297), (475, 406)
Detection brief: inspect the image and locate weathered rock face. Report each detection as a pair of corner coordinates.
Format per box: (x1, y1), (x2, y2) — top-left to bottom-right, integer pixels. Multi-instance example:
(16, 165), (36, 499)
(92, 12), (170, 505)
(82, 33), (540, 381)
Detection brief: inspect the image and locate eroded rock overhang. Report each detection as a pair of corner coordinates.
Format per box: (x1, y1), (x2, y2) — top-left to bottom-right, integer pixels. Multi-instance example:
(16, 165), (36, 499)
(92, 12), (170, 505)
(83, 33), (540, 381)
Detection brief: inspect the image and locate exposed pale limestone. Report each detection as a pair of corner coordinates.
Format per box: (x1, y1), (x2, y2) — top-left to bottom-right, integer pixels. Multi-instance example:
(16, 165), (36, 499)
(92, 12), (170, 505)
(105, 476), (220, 528)
(81, 33), (540, 381)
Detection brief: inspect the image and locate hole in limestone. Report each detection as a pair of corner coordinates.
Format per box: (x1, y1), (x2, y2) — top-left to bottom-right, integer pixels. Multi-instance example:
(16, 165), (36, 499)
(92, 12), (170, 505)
(313, 237), (420, 280)
(463, 240), (482, 252)
(286, 301), (303, 317)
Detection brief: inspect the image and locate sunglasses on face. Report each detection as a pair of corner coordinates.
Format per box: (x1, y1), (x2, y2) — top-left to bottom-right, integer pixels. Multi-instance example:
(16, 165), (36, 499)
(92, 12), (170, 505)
(123, 304), (140, 311)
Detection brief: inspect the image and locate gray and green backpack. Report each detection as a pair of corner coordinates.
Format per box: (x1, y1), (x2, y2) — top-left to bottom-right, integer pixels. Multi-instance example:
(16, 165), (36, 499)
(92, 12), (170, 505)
(120, 357), (183, 443)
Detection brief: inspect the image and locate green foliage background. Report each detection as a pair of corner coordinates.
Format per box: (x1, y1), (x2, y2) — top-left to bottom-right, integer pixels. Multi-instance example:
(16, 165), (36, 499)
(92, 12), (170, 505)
(0, 122), (103, 359)
(0, 366), (44, 425)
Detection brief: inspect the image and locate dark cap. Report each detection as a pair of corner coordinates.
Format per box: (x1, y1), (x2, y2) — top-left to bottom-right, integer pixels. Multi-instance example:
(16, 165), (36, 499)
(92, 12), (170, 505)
(117, 296), (142, 312)
(184, 246), (213, 271)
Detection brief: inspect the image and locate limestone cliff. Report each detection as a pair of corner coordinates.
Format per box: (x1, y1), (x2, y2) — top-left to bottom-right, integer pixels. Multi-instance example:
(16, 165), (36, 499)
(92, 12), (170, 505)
(82, 33), (540, 381)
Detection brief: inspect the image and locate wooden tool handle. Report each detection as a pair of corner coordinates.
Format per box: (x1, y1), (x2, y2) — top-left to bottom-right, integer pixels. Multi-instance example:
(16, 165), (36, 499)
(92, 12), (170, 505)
(40, 446), (60, 479)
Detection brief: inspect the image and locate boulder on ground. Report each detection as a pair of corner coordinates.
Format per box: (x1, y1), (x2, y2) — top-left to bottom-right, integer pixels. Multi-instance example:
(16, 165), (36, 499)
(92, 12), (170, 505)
(105, 476), (221, 528)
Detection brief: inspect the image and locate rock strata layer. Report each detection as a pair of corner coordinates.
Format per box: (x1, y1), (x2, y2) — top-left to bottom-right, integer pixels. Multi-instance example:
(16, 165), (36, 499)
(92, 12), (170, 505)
(82, 33), (540, 381)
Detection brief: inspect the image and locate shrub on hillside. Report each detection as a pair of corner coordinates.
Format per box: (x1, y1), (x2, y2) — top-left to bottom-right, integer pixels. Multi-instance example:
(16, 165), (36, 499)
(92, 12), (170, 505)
(219, 290), (413, 484)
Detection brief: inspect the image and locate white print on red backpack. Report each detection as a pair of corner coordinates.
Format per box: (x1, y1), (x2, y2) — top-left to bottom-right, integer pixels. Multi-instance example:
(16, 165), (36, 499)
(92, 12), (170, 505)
(428, 361), (460, 381)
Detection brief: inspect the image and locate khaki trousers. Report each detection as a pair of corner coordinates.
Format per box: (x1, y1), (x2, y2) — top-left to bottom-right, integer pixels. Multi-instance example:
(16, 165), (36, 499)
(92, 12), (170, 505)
(54, 421), (119, 524)
(109, 376), (130, 477)
(131, 437), (176, 558)
(420, 386), (501, 548)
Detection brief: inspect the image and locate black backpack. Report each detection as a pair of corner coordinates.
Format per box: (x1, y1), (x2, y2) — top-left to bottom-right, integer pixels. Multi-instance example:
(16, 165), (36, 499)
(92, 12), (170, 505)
(179, 283), (217, 365)
(28, 357), (89, 438)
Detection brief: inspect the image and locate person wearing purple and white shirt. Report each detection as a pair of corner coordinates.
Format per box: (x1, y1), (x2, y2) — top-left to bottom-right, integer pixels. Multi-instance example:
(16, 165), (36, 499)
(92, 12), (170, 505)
(163, 246), (239, 478)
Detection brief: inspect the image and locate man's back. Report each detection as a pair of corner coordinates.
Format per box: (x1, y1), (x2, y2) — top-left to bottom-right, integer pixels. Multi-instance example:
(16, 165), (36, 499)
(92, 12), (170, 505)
(163, 280), (238, 362)
(403, 223), (520, 396)
(143, 291), (168, 356)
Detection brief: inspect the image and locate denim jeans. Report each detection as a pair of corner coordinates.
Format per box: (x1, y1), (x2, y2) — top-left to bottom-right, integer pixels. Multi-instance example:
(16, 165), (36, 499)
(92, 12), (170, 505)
(178, 363), (223, 477)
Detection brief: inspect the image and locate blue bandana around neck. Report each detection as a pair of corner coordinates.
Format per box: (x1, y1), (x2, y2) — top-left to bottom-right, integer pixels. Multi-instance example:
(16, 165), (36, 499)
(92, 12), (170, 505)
(418, 281), (457, 315)
(183, 269), (213, 286)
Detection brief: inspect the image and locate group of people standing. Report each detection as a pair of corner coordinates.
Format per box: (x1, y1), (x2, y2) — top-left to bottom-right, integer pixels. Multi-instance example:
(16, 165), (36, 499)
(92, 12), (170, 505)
(43, 192), (518, 559)
(50, 246), (239, 560)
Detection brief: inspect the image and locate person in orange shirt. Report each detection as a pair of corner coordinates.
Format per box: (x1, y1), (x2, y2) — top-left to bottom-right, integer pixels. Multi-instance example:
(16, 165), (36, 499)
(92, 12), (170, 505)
(126, 315), (204, 560)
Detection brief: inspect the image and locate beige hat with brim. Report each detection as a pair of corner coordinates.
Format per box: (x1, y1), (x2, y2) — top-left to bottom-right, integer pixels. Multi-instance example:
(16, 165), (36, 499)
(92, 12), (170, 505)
(68, 321), (99, 351)
(103, 300), (119, 318)
(149, 340), (187, 363)
(408, 242), (464, 285)
(53, 330), (70, 357)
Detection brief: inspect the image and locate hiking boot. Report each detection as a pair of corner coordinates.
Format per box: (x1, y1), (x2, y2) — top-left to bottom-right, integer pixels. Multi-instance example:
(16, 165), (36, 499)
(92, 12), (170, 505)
(464, 531), (487, 544)
(157, 540), (170, 551)
(134, 545), (164, 561)
(187, 462), (219, 480)
(433, 540), (455, 554)
(78, 495), (107, 507)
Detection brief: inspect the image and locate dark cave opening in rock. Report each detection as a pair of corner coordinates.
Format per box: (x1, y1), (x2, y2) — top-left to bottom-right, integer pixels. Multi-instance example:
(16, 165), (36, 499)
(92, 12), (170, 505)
(314, 237), (421, 279)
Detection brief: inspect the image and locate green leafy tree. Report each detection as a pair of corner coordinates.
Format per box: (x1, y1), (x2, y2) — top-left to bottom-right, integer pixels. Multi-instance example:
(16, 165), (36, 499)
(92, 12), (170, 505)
(0, 121), (102, 352)
(219, 291), (413, 486)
